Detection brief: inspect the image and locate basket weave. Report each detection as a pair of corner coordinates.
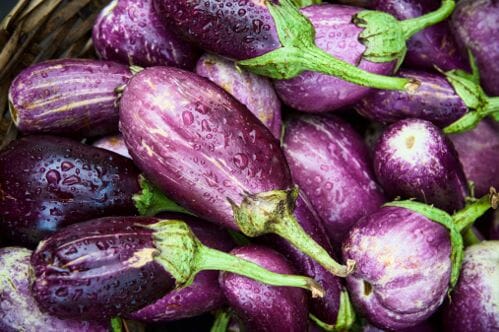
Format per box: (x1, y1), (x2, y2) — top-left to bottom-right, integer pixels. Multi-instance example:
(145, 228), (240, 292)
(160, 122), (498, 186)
(0, 0), (109, 150)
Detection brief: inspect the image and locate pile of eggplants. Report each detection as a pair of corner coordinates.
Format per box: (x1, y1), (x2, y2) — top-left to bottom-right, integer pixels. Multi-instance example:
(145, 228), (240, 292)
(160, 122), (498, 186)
(1, 0), (498, 330)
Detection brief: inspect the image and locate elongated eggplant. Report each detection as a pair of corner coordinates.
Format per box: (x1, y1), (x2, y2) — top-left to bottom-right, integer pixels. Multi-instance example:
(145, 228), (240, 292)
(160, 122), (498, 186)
(120, 66), (353, 277)
(0, 247), (108, 332)
(195, 53), (281, 138)
(220, 245), (309, 332)
(8, 59), (132, 137)
(92, 134), (131, 159)
(127, 213), (234, 322)
(373, 119), (468, 213)
(92, 0), (199, 68)
(32, 216), (323, 320)
(282, 114), (385, 245)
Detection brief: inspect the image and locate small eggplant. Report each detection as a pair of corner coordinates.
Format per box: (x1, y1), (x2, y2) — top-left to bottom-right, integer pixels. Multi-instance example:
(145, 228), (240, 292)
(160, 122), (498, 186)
(373, 119), (468, 213)
(282, 114), (385, 245)
(0, 247), (108, 332)
(120, 66), (353, 277)
(442, 241), (499, 332)
(31, 216), (323, 320)
(92, 134), (131, 159)
(92, 0), (199, 69)
(127, 213), (235, 322)
(8, 59), (132, 137)
(219, 245), (309, 332)
(195, 53), (282, 138)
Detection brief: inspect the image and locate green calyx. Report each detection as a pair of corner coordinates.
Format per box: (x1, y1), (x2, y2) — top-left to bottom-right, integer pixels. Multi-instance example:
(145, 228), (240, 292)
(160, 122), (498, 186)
(230, 187), (355, 277)
(210, 310), (232, 332)
(291, 0), (321, 7)
(148, 219), (325, 296)
(110, 317), (123, 332)
(237, 0), (415, 91)
(310, 290), (356, 332)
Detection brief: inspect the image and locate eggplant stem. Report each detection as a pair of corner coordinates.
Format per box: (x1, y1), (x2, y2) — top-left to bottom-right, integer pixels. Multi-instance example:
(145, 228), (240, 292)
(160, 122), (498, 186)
(309, 289), (356, 331)
(462, 228), (481, 246)
(210, 310), (232, 332)
(452, 189), (498, 232)
(400, 0), (456, 39)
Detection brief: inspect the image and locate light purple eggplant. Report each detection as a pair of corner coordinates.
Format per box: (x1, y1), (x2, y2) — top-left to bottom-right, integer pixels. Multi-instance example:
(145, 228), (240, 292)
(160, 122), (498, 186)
(8, 59), (132, 137)
(360, 320), (436, 332)
(373, 119), (468, 213)
(92, 134), (131, 159)
(282, 114), (385, 245)
(31, 216), (321, 320)
(195, 53), (282, 138)
(449, 120), (499, 198)
(220, 245), (309, 332)
(127, 213), (235, 322)
(0, 247), (108, 332)
(451, 0), (499, 96)
(92, 0), (199, 69)
(374, 0), (467, 71)
(119, 66), (353, 277)
(442, 241), (499, 332)
(335, 0), (376, 8)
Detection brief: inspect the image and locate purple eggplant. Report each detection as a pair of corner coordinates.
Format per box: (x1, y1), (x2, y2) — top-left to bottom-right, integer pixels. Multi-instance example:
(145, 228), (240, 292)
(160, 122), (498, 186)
(442, 241), (499, 332)
(449, 120), (499, 198)
(31, 216), (322, 320)
(491, 211), (499, 240)
(282, 114), (385, 245)
(120, 66), (353, 277)
(0, 247), (108, 332)
(195, 53), (282, 138)
(335, 0), (376, 8)
(361, 320), (436, 332)
(8, 59), (132, 137)
(451, 0), (499, 96)
(92, 0), (199, 69)
(127, 213), (235, 322)
(373, 119), (468, 213)
(92, 134), (131, 159)
(219, 245), (309, 332)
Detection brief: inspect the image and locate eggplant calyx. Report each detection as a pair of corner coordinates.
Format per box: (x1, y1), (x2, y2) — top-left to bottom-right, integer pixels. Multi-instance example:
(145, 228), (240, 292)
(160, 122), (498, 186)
(398, 0), (455, 39)
(230, 187), (355, 277)
(310, 289), (356, 332)
(452, 188), (498, 232)
(210, 310), (232, 332)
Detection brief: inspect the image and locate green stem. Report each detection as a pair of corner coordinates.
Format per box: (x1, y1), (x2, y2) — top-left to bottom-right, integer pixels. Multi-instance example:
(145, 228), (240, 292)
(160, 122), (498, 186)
(452, 193), (497, 232)
(110, 317), (123, 332)
(400, 0), (456, 39)
(462, 228), (481, 246)
(210, 310), (232, 332)
(310, 290), (356, 332)
(291, 0), (321, 7)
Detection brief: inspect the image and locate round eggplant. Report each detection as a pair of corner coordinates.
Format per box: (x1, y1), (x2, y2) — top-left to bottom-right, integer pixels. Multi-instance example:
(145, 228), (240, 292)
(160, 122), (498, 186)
(92, 134), (131, 159)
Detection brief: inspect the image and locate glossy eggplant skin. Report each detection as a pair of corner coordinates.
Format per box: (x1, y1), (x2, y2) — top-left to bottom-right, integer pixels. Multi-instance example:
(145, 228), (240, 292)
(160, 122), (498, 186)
(374, 119), (468, 213)
(0, 135), (140, 246)
(92, 0), (199, 69)
(195, 53), (282, 138)
(119, 66), (291, 230)
(374, 0), (467, 71)
(282, 115), (385, 245)
(8, 59), (131, 137)
(273, 5), (395, 113)
(31, 216), (175, 320)
(442, 241), (499, 332)
(127, 213), (235, 322)
(355, 70), (468, 128)
(220, 245), (309, 332)
(451, 0), (499, 96)
(342, 206), (451, 331)
(449, 120), (499, 197)
(92, 134), (131, 159)
(0, 247), (109, 332)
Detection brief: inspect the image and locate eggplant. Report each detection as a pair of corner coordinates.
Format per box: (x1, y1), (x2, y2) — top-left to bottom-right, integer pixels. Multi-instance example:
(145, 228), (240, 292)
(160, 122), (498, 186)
(451, 0), (499, 96)
(195, 53), (282, 138)
(374, 0), (467, 71)
(282, 114), (385, 245)
(8, 59), (132, 137)
(361, 320), (436, 332)
(491, 211), (499, 240)
(127, 213), (235, 322)
(31, 216), (323, 320)
(92, 134), (131, 159)
(219, 245), (309, 332)
(0, 247), (109, 332)
(120, 66), (353, 277)
(92, 0), (199, 69)
(373, 119), (468, 213)
(442, 241), (499, 332)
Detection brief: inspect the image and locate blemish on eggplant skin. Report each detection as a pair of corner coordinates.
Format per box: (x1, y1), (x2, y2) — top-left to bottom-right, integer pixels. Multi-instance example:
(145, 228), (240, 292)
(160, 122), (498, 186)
(363, 280), (373, 296)
(405, 136), (415, 149)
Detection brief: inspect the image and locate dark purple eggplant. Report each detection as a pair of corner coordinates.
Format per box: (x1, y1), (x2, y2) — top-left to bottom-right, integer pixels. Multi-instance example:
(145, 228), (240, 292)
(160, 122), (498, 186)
(8, 59), (132, 137)
(282, 114), (385, 246)
(373, 119), (468, 213)
(0, 247), (108, 332)
(31, 216), (323, 320)
(195, 53), (282, 138)
(442, 241), (499, 332)
(127, 213), (235, 322)
(92, 0), (199, 69)
(120, 66), (353, 277)
(92, 134), (131, 159)
(451, 0), (499, 96)
(219, 245), (309, 332)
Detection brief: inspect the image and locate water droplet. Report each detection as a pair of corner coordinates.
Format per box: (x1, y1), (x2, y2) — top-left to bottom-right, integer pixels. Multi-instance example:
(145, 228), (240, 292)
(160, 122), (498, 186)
(61, 162), (74, 171)
(63, 175), (81, 186)
(182, 111), (194, 125)
(233, 153), (249, 169)
(46, 170), (61, 185)
(55, 287), (68, 297)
